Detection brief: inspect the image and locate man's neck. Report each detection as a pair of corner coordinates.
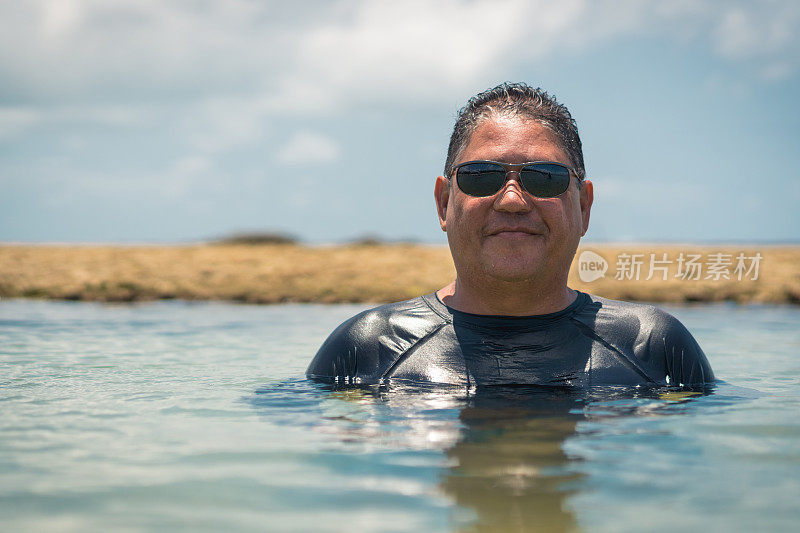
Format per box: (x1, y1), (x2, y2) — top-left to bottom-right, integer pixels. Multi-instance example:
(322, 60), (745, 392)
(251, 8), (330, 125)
(437, 278), (577, 316)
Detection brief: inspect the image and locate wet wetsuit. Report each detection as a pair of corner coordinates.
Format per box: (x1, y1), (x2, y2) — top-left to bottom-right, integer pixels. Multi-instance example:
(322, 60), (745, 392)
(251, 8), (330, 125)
(306, 291), (714, 388)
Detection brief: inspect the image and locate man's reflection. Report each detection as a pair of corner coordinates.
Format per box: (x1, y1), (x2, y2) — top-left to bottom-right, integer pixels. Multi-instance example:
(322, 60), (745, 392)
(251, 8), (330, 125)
(441, 387), (585, 532)
(255, 380), (713, 532)
(439, 385), (711, 532)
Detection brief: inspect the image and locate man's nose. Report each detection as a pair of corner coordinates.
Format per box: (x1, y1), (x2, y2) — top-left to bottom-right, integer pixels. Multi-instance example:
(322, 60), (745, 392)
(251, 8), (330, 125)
(493, 173), (532, 214)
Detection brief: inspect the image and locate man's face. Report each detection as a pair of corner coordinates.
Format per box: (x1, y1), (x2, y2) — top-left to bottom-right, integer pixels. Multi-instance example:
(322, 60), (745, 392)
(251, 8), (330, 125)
(435, 115), (593, 286)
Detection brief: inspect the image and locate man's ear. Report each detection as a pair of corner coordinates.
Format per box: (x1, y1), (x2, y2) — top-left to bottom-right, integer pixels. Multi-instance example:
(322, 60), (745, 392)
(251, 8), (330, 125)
(434, 176), (450, 232)
(579, 179), (593, 237)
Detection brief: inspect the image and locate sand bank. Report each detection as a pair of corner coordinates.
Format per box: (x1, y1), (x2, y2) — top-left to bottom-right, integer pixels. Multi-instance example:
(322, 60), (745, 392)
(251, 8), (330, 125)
(1, 244), (797, 305)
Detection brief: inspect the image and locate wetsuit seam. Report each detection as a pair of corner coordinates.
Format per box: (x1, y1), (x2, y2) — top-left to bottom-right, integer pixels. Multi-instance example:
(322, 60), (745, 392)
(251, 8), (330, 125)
(380, 322), (449, 379)
(570, 318), (658, 384)
(695, 352), (703, 384)
(681, 349), (688, 384)
(664, 338), (674, 382)
(421, 294), (453, 323)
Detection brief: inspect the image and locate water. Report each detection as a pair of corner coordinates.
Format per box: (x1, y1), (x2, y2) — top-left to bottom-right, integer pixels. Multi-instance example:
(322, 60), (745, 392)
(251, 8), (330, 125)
(1, 299), (799, 532)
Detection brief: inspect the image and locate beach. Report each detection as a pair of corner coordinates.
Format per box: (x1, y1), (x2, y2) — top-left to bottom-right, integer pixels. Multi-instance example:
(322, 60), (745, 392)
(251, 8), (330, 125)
(1, 243), (797, 305)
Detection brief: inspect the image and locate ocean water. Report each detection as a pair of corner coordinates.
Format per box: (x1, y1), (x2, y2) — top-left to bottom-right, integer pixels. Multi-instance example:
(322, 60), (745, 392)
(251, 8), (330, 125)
(1, 299), (798, 532)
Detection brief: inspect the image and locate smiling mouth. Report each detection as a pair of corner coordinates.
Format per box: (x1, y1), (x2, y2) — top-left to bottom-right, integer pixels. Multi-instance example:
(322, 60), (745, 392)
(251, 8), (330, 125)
(488, 229), (542, 237)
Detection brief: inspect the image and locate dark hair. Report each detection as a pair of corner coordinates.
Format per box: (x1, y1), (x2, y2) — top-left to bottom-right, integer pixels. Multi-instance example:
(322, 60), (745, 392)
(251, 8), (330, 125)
(444, 82), (585, 182)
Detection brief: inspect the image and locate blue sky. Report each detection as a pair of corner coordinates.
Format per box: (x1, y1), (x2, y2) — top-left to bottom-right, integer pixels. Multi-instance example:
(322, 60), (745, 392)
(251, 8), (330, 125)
(1, 0), (799, 244)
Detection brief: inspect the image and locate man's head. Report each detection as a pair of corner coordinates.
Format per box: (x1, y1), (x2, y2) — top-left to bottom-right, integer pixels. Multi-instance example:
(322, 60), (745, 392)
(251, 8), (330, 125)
(435, 82), (593, 293)
(444, 83), (585, 183)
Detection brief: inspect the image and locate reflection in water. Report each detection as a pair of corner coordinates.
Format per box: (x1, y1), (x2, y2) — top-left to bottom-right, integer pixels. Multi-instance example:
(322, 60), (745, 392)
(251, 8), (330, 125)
(250, 381), (715, 532)
(441, 387), (585, 532)
(442, 385), (716, 532)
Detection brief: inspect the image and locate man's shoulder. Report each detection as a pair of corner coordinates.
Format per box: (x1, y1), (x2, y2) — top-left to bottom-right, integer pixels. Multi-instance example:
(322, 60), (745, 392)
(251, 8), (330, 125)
(580, 292), (686, 334)
(306, 294), (447, 380)
(326, 294), (442, 344)
(578, 292), (714, 384)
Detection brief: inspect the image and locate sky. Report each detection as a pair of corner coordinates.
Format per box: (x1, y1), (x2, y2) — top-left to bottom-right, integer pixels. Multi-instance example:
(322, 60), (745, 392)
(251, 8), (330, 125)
(1, 0), (799, 244)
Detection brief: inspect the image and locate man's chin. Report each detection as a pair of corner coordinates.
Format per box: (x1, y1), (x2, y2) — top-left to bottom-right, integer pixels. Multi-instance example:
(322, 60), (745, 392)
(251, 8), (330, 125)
(482, 258), (545, 282)
(480, 239), (545, 277)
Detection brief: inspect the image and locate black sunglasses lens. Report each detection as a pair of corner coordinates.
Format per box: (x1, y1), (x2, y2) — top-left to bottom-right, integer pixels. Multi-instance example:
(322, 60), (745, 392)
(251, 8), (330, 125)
(520, 163), (571, 197)
(456, 163), (506, 197)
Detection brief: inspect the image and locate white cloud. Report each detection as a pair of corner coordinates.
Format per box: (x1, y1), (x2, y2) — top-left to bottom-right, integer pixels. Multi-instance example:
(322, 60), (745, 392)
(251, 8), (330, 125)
(713, 2), (800, 59)
(180, 97), (269, 154)
(3, 1), (797, 102)
(267, 0), (560, 110)
(33, 153), (220, 204)
(712, 1), (800, 79)
(40, 0), (83, 38)
(0, 107), (41, 139)
(0, 0), (797, 145)
(275, 131), (341, 165)
(0, 103), (155, 140)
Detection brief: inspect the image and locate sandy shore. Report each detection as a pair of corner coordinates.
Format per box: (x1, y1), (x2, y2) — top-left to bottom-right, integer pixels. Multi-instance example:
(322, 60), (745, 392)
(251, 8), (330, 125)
(1, 243), (797, 305)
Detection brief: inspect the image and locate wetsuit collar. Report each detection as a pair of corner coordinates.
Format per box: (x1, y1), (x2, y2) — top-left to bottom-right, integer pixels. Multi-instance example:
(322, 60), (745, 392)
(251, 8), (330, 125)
(423, 290), (589, 326)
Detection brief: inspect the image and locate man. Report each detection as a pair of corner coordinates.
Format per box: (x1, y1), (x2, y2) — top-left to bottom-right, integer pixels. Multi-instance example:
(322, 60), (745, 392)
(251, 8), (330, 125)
(307, 82), (714, 388)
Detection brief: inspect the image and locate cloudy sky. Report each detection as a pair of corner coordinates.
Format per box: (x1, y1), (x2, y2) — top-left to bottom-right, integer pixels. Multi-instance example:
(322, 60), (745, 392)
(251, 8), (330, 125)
(1, 0), (799, 244)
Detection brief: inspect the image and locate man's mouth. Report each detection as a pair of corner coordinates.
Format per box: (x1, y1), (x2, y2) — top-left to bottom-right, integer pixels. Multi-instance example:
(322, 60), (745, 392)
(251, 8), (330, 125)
(486, 227), (542, 237)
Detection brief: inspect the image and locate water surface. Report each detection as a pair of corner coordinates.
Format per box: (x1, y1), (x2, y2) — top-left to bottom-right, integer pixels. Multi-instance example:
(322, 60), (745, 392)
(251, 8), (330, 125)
(1, 299), (798, 532)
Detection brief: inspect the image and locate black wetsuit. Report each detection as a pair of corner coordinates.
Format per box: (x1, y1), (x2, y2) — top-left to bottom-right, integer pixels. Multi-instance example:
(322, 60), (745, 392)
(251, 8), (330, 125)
(306, 291), (714, 388)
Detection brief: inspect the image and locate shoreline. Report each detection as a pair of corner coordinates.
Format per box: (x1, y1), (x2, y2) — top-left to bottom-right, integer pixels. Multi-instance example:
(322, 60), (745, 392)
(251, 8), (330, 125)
(1, 243), (798, 305)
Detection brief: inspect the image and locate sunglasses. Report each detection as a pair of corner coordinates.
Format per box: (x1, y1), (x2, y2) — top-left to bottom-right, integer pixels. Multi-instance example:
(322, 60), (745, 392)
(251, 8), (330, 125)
(450, 160), (579, 198)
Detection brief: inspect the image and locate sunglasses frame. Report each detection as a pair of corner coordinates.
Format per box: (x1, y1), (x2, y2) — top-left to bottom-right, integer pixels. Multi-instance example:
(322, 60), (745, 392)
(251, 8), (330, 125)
(449, 160), (582, 198)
